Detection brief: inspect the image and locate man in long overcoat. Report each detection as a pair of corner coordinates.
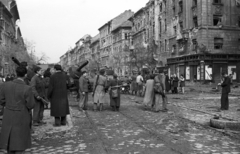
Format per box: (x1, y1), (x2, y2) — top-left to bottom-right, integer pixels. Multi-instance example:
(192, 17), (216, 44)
(0, 66), (35, 153)
(220, 72), (231, 110)
(47, 64), (70, 126)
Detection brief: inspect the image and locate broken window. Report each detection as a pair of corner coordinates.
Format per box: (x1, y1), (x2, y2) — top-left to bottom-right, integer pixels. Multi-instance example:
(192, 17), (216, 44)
(213, 15), (222, 26)
(193, 17), (198, 27)
(179, 1), (183, 13)
(214, 38), (223, 49)
(193, 0), (197, 6)
(213, 0), (221, 4)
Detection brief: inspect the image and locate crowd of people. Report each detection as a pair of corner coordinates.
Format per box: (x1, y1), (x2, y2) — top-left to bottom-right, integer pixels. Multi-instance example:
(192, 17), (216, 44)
(0, 62), (70, 153)
(0, 61), (232, 153)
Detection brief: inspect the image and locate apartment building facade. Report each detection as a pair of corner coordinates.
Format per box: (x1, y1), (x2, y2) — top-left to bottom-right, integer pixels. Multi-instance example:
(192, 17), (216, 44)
(156, 0), (240, 83)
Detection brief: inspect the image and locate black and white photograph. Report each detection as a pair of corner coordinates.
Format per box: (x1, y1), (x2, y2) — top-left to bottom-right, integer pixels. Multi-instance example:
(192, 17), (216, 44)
(0, 0), (240, 153)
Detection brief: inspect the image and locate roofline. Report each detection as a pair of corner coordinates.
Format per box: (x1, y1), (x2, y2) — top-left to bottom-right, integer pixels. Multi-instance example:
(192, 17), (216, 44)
(98, 20), (112, 31)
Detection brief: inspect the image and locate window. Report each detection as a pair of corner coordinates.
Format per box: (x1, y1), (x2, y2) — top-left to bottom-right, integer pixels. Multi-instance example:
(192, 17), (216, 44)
(159, 19), (162, 36)
(179, 1), (183, 13)
(172, 44), (176, 53)
(192, 39), (197, 51)
(193, 17), (198, 27)
(173, 6), (176, 15)
(165, 19), (167, 31)
(125, 33), (128, 40)
(238, 16), (240, 27)
(238, 39), (240, 49)
(165, 39), (167, 52)
(213, 0), (221, 4)
(213, 15), (222, 26)
(160, 3), (163, 12)
(173, 26), (177, 35)
(214, 38), (223, 49)
(193, 0), (197, 6)
(179, 21), (183, 32)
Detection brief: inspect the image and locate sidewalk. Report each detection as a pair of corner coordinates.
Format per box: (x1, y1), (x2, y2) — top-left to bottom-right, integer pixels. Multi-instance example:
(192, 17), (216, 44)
(32, 109), (73, 140)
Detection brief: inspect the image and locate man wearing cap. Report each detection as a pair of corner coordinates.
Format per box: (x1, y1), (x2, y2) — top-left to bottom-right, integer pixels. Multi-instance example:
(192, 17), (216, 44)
(79, 70), (90, 111)
(47, 64), (70, 126)
(30, 66), (46, 126)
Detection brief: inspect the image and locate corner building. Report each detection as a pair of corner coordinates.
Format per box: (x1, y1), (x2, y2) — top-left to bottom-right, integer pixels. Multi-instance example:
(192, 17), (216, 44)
(157, 0), (240, 83)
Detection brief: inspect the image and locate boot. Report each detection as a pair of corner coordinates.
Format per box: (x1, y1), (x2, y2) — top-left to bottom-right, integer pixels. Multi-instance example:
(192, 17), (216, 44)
(93, 103), (97, 111)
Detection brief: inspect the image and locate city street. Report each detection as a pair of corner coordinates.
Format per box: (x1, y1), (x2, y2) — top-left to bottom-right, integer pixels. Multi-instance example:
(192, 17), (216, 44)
(1, 84), (239, 154)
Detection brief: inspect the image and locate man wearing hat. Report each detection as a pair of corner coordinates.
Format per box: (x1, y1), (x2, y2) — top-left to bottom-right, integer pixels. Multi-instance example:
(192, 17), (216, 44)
(30, 66), (46, 126)
(47, 64), (70, 126)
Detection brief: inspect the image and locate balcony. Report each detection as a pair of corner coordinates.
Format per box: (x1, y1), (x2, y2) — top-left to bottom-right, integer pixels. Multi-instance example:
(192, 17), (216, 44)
(192, 6), (198, 17)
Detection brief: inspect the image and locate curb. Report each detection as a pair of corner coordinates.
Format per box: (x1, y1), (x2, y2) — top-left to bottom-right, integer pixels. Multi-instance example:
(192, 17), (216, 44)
(210, 118), (240, 131)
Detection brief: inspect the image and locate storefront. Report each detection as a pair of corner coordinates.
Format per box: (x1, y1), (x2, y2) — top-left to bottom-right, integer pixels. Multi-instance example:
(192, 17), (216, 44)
(167, 54), (240, 83)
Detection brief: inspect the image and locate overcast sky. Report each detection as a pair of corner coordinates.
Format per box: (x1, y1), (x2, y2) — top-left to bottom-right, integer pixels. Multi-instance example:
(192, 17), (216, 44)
(16, 0), (148, 63)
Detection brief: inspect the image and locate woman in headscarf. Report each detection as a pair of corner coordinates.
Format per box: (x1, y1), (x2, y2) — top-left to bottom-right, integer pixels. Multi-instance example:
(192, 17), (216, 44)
(93, 69), (107, 111)
(143, 74), (155, 110)
(108, 74), (121, 111)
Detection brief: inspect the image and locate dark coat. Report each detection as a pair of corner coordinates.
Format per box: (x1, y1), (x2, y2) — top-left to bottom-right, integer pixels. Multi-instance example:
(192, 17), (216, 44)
(221, 76), (231, 94)
(0, 79), (35, 151)
(172, 77), (179, 87)
(47, 72), (70, 117)
(108, 79), (121, 107)
(165, 75), (170, 91)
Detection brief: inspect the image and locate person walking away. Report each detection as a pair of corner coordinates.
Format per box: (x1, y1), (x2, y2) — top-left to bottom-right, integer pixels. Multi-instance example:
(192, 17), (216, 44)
(108, 74), (121, 111)
(172, 74), (179, 94)
(93, 69), (107, 111)
(47, 64), (70, 127)
(78, 71), (89, 111)
(219, 72), (231, 110)
(0, 66), (35, 154)
(31, 66), (47, 126)
(165, 73), (170, 93)
(153, 70), (168, 112)
(136, 72), (144, 96)
(143, 74), (155, 110)
(179, 74), (185, 94)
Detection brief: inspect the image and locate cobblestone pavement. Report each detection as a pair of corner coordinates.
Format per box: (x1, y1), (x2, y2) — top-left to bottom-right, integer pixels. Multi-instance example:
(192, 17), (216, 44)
(0, 92), (240, 154)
